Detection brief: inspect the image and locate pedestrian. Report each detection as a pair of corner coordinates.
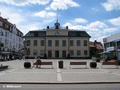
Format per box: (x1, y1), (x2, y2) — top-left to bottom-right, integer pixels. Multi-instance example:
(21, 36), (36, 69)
(104, 54), (108, 61)
(36, 58), (41, 68)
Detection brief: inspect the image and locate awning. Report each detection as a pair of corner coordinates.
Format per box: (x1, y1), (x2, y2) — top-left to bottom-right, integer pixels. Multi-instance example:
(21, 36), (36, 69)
(1, 52), (11, 55)
(113, 39), (120, 42)
(99, 51), (110, 54)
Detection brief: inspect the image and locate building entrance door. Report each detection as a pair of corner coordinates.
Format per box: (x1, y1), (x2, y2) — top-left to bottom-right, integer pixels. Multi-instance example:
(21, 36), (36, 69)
(62, 51), (66, 58)
(55, 51), (59, 58)
(117, 52), (120, 60)
(48, 51), (52, 57)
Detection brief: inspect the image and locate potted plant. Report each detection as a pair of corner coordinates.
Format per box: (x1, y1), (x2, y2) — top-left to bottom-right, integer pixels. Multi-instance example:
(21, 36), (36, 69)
(44, 54), (47, 59)
(67, 54), (70, 59)
(90, 62), (97, 68)
(24, 62), (31, 68)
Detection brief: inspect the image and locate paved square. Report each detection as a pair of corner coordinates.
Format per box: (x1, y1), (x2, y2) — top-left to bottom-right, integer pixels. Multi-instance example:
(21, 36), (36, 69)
(0, 59), (120, 83)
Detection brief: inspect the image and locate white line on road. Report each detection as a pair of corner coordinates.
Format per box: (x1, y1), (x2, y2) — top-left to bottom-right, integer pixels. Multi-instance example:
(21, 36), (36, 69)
(7, 68), (19, 73)
(57, 60), (62, 82)
(0, 72), (5, 76)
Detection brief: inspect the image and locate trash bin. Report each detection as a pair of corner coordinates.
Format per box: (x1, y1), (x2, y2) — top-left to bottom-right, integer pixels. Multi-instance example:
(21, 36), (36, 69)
(58, 61), (63, 68)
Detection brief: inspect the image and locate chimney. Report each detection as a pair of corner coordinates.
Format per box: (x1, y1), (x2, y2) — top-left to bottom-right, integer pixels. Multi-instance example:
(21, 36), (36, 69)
(47, 26), (49, 29)
(66, 26), (68, 29)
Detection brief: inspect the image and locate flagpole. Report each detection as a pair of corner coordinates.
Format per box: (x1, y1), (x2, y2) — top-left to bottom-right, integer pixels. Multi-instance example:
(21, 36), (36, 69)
(57, 8), (59, 22)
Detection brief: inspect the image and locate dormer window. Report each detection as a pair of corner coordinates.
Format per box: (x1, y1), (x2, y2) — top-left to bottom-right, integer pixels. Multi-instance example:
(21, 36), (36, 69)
(5, 24), (9, 29)
(0, 21), (3, 26)
(76, 32), (80, 36)
(34, 32), (38, 36)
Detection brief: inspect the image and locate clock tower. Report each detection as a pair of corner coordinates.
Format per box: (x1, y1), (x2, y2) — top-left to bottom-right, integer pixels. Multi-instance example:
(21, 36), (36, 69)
(54, 20), (60, 29)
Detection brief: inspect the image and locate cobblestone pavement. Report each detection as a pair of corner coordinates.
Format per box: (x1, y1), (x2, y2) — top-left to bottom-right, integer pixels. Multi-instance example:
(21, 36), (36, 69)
(0, 59), (120, 83)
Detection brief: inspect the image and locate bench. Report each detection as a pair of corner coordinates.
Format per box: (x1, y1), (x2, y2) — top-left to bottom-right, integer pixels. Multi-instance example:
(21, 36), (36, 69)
(69, 62), (87, 68)
(102, 62), (119, 68)
(33, 62), (53, 68)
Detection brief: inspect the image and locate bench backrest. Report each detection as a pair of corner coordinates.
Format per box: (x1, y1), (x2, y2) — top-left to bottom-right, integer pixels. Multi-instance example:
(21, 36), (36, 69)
(41, 62), (52, 65)
(34, 62), (52, 65)
(102, 62), (118, 65)
(70, 62), (86, 65)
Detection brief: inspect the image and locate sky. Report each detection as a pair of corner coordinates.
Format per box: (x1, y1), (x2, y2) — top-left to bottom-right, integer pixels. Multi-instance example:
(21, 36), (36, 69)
(0, 0), (120, 42)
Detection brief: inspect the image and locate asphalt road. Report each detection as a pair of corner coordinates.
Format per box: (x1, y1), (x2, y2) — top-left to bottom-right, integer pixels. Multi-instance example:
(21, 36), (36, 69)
(0, 84), (120, 90)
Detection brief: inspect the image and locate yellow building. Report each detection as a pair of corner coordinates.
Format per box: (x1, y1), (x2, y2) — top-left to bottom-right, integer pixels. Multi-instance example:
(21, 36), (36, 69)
(24, 22), (91, 59)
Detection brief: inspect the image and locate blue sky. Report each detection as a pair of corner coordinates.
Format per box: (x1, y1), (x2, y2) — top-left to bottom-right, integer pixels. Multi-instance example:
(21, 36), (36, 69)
(0, 0), (120, 42)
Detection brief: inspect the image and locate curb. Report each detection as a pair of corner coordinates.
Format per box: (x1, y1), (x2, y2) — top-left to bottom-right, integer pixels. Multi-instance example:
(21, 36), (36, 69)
(0, 81), (120, 84)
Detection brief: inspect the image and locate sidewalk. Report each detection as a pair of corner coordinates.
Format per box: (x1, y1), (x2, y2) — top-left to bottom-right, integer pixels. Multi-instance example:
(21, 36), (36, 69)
(0, 59), (120, 84)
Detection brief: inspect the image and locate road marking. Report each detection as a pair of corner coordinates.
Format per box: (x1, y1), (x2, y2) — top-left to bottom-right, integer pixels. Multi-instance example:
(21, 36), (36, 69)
(100, 69), (120, 76)
(99, 69), (109, 73)
(57, 60), (62, 82)
(7, 68), (18, 73)
(0, 72), (5, 76)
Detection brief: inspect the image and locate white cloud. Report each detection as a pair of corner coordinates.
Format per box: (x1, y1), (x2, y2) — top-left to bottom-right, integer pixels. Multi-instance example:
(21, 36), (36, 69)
(74, 18), (88, 24)
(102, 0), (120, 11)
(88, 21), (108, 28)
(103, 28), (118, 33)
(92, 7), (98, 11)
(50, 0), (80, 10)
(63, 20), (119, 40)
(45, 6), (51, 10)
(108, 17), (120, 26)
(0, 0), (50, 6)
(0, 5), (25, 25)
(33, 10), (56, 18)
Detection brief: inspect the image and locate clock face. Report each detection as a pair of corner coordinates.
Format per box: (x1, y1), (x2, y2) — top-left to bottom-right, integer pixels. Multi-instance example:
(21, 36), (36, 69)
(55, 31), (59, 36)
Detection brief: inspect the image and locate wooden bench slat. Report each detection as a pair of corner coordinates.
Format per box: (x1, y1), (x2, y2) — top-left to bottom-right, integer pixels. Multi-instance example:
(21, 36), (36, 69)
(69, 62), (87, 68)
(70, 62), (86, 65)
(102, 62), (119, 69)
(33, 62), (53, 68)
(102, 62), (118, 65)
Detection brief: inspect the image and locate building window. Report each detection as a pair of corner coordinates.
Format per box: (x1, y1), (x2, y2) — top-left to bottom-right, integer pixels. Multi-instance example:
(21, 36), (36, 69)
(0, 38), (2, 43)
(55, 40), (59, 46)
(70, 40), (73, 46)
(5, 32), (7, 37)
(62, 40), (66, 46)
(77, 40), (80, 46)
(34, 40), (37, 46)
(5, 24), (9, 29)
(84, 40), (87, 46)
(10, 33), (12, 39)
(27, 40), (30, 46)
(117, 41), (120, 46)
(77, 50), (81, 55)
(40, 50), (44, 55)
(84, 50), (88, 55)
(16, 43), (17, 48)
(41, 40), (44, 46)
(27, 49), (30, 55)
(110, 42), (115, 47)
(70, 50), (74, 55)
(33, 50), (37, 55)
(13, 38), (15, 43)
(5, 39), (9, 45)
(48, 40), (52, 46)
(0, 21), (3, 26)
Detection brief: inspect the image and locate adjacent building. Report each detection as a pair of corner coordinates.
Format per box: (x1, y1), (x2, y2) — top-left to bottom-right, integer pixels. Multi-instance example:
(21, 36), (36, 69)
(24, 21), (91, 59)
(89, 41), (103, 58)
(0, 16), (24, 60)
(103, 32), (120, 60)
